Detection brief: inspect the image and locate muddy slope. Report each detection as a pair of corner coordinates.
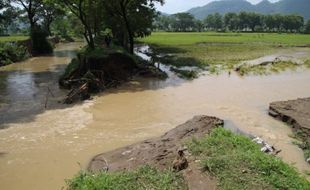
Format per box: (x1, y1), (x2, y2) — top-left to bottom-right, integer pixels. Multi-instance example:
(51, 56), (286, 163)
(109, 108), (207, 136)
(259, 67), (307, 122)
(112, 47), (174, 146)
(88, 116), (223, 189)
(269, 97), (310, 138)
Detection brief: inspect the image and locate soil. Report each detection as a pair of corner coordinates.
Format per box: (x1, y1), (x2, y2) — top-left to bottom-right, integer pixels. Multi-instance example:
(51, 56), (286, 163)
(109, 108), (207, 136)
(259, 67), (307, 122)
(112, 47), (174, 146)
(88, 115), (223, 189)
(269, 97), (310, 161)
(269, 97), (310, 138)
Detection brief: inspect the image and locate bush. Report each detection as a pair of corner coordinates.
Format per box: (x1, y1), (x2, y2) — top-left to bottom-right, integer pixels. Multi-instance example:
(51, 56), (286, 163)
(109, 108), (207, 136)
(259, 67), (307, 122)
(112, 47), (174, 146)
(0, 43), (30, 66)
(31, 27), (53, 55)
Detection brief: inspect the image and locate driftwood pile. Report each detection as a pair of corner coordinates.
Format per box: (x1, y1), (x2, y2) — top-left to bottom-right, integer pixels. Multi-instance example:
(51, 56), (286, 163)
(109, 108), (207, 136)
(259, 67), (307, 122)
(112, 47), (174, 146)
(60, 52), (137, 104)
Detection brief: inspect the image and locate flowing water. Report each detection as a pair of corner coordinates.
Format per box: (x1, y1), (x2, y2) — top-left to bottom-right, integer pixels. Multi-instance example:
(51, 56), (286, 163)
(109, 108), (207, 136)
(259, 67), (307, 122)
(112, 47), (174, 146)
(0, 43), (310, 190)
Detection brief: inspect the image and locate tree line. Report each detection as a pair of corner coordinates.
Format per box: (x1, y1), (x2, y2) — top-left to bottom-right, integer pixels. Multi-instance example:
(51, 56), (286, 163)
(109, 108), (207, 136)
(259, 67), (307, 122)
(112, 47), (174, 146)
(1, 0), (164, 54)
(154, 12), (310, 34)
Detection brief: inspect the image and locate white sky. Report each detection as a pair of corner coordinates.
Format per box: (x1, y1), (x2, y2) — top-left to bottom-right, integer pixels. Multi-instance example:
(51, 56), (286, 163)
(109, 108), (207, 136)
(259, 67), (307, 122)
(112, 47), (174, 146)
(155, 0), (280, 14)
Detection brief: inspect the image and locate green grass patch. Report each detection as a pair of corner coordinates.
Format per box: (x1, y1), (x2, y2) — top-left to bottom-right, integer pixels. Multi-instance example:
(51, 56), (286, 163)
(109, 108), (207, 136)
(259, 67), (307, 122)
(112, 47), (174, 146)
(305, 59), (310, 68)
(188, 128), (310, 190)
(141, 32), (310, 46)
(0, 36), (29, 43)
(139, 33), (286, 71)
(66, 165), (186, 190)
(139, 32), (310, 75)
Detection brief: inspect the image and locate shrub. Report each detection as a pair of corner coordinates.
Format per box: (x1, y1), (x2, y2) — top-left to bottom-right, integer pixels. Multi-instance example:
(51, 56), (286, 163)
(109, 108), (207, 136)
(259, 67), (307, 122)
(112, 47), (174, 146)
(31, 27), (53, 55)
(0, 43), (30, 66)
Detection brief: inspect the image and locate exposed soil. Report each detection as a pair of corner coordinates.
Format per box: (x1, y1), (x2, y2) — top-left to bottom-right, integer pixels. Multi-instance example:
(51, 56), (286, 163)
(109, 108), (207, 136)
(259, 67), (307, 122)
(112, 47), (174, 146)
(269, 97), (310, 161)
(88, 115), (223, 189)
(269, 97), (310, 138)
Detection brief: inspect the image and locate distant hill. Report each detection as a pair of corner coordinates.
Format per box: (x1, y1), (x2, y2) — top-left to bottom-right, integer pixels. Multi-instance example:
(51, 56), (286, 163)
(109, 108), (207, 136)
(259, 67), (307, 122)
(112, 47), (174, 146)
(188, 0), (310, 20)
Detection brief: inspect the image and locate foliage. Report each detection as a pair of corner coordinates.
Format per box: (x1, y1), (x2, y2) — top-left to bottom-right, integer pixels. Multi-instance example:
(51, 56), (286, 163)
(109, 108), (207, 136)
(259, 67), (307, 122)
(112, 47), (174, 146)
(102, 0), (163, 53)
(188, 128), (310, 190)
(305, 20), (310, 34)
(204, 13), (223, 31)
(170, 13), (196, 32)
(154, 12), (305, 33)
(31, 27), (53, 54)
(0, 42), (30, 66)
(66, 165), (186, 190)
(0, 4), (22, 35)
(51, 13), (84, 39)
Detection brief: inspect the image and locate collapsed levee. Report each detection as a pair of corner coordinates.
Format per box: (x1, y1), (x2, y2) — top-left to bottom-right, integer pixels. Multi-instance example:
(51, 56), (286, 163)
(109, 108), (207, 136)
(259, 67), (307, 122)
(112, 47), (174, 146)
(88, 115), (224, 172)
(88, 115), (223, 190)
(269, 97), (310, 162)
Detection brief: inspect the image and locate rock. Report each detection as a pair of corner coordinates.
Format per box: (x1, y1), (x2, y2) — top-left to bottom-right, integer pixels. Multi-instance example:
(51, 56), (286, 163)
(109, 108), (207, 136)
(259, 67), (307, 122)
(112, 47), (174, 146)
(172, 149), (188, 172)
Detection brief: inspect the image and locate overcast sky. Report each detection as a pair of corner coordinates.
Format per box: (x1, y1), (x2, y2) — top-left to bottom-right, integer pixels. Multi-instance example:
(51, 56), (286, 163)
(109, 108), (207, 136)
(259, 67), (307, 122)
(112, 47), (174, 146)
(155, 0), (280, 14)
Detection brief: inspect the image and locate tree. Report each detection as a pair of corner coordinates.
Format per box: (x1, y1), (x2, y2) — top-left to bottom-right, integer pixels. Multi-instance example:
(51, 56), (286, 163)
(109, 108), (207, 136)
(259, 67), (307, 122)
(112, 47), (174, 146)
(40, 1), (65, 36)
(103, 0), (163, 54)
(195, 20), (204, 32)
(8, 0), (43, 31)
(170, 13), (195, 32)
(1, 3), (22, 35)
(247, 12), (261, 32)
(58, 0), (102, 49)
(305, 20), (310, 34)
(204, 13), (223, 31)
(224, 12), (239, 31)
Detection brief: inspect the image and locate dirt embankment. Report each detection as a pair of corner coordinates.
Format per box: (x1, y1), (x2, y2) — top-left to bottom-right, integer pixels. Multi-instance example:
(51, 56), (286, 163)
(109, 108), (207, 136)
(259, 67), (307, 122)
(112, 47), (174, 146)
(269, 97), (310, 138)
(269, 97), (310, 161)
(88, 115), (224, 190)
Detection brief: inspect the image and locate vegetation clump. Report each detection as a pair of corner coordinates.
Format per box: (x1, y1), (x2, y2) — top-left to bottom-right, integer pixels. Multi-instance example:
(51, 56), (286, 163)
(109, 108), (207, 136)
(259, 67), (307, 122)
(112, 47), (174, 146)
(170, 67), (199, 79)
(66, 165), (186, 190)
(236, 61), (299, 76)
(188, 128), (310, 190)
(0, 42), (30, 66)
(60, 45), (166, 103)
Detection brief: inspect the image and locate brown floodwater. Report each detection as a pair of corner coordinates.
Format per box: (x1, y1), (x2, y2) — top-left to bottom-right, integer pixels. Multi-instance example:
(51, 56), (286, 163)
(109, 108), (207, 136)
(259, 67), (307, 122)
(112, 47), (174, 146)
(0, 43), (309, 190)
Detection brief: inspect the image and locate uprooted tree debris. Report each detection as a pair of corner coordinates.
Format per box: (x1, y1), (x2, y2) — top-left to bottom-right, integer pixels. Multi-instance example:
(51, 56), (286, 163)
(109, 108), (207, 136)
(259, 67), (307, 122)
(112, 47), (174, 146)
(59, 48), (167, 104)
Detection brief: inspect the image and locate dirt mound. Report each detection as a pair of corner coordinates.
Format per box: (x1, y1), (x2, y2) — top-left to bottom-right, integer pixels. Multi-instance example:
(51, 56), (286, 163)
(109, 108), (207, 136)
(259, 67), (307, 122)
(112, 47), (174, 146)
(269, 97), (310, 162)
(269, 97), (310, 137)
(88, 115), (223, 189)
(77, 53), (137, 82)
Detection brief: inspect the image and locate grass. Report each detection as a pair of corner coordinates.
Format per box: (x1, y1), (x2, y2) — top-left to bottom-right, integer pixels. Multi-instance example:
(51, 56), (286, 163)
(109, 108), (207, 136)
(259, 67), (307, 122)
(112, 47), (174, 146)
(65, 165), (186, 190)
(139, 32), (310, 75)
(141, 32), (310, 46)
(188, 128), (310, 190)
(0, 36), (29, 43)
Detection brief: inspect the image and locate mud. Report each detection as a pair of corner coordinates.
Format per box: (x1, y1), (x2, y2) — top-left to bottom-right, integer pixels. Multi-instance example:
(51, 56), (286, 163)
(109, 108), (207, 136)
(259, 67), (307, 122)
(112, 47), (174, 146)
(269, 97), (310, 161)
(269, 97), (310, 137)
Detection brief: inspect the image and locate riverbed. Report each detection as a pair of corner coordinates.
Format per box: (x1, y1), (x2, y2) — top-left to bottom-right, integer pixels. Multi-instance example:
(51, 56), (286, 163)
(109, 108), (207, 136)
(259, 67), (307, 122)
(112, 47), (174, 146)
(0, 43), (309, 190)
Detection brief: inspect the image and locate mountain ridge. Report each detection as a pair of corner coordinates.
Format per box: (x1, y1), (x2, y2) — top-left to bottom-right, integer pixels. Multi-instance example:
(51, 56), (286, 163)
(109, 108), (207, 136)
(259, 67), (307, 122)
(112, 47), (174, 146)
(187, 0), (310, 20)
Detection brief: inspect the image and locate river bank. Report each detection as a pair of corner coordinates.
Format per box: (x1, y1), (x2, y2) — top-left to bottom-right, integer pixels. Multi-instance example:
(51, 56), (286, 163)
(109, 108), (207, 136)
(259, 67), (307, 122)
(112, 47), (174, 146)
(269, 98), (310, 161)
(74, 116), (309, 190)
(0, 43), (310, 190)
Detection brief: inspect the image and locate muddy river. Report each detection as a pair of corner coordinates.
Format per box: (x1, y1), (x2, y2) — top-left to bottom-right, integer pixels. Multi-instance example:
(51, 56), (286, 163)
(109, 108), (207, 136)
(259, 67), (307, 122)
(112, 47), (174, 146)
(0, 43), (309, 190)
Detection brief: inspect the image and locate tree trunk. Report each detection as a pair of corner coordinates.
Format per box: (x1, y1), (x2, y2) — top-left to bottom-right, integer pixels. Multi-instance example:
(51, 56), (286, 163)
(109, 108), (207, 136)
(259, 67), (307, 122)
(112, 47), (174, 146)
(120, 2), (134, 54)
